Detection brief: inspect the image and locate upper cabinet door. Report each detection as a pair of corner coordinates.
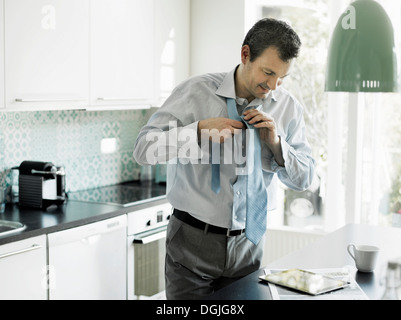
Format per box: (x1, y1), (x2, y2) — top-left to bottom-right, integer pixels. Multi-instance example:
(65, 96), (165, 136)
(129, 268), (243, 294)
(90, 0), (155, 109)
(154, 0), (190, 106)
(5, 0), (89, 110)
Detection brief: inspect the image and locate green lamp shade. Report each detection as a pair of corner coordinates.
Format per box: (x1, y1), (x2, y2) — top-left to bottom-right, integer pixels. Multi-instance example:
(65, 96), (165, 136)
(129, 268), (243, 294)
(325, 0), (398, 92)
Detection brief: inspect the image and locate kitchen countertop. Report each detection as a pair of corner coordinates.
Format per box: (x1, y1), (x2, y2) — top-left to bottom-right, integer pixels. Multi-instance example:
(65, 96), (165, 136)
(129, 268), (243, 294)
(0, 192), (168, 246)
(209, 224), (401, 300)
(68, 180), (167, 206)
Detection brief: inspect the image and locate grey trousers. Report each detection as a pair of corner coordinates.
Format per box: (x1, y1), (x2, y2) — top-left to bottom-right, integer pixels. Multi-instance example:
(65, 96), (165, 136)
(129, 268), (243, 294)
(165, 214), (264, 300)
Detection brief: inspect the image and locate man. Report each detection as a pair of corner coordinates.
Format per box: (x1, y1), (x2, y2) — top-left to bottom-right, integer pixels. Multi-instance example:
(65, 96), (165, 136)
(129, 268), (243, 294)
(133, 18), (315, 299)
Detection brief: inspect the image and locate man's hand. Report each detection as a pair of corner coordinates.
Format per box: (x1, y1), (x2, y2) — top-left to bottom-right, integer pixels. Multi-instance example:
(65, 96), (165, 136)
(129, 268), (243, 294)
(198, 118), (245, 143)
(243, 109), (285, 166)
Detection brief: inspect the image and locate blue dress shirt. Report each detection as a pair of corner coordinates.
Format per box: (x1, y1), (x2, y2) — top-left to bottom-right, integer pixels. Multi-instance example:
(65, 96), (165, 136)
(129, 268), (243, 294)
(134, 66), (315, 230)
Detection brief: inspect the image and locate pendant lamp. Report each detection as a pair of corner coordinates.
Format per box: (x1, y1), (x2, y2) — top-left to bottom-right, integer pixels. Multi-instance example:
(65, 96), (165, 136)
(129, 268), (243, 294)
(325, 0), (398, 92)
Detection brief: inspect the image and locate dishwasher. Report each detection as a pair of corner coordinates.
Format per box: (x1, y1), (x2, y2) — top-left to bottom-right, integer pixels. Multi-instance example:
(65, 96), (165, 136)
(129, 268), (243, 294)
(68, 181), (170, 300)
(47, 215), (127, 300)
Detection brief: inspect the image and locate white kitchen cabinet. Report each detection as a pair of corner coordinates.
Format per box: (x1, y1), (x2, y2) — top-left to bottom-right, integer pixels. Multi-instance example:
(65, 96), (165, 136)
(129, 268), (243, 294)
(190, 0), (255, 75)
(0, 235), (47, 300)
(89, 0), (155, 109)
(154, 0), (190, 105)
(48, 215), (127, 300)
(4, 0), (89, 110)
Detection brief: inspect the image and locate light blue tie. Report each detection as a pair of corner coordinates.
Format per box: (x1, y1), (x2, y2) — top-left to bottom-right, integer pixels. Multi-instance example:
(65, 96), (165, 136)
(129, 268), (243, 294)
(211, 98), (268, 245)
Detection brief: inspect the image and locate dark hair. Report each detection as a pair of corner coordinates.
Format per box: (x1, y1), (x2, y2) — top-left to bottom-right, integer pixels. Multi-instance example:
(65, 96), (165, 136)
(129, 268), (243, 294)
(242, 18), (301, 62)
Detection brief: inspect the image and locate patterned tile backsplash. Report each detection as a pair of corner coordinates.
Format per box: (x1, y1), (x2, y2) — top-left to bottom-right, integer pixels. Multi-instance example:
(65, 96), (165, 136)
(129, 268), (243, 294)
(0, 108), (154, 193)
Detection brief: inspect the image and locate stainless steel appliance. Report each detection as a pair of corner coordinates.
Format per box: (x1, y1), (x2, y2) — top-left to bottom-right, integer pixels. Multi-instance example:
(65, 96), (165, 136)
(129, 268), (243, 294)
(68, 181), (170, 300)
(127, 201), (171, 299)
(18, 161), (66, 208)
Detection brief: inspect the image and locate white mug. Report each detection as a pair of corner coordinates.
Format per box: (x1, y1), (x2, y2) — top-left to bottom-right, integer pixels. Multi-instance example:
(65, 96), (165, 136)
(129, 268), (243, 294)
(347, 244), (380, 272)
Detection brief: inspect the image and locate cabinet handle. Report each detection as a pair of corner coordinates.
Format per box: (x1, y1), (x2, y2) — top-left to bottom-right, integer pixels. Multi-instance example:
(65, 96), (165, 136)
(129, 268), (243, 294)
(81, 234), (101, 245)
(0, 244), (42, 260)
(15, 98), (86, 102)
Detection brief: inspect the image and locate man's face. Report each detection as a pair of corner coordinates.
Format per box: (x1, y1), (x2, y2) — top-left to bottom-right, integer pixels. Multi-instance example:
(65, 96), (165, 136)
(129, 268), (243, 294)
(240, 46), (292, 101)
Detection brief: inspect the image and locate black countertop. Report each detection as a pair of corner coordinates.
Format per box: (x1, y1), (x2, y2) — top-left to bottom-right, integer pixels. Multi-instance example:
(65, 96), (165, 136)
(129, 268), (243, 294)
(0, 183), (168, 246)
(68, 180), (167, 207)
(209, 224), (401, 300)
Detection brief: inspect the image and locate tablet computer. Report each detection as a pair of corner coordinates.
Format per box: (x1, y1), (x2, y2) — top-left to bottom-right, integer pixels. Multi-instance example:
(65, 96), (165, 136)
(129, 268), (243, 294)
(259, 269), (349, 296)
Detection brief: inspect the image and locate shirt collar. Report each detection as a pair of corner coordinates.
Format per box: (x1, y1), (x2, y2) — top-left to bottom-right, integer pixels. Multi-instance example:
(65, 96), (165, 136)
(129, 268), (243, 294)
(215, 66), (278, 104)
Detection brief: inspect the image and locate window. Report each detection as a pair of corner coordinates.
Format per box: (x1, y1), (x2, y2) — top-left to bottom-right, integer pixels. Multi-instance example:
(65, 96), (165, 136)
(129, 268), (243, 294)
(359, 0), (401, 227)
(259, 0), (329, 229)
(257, 0), (401, 230)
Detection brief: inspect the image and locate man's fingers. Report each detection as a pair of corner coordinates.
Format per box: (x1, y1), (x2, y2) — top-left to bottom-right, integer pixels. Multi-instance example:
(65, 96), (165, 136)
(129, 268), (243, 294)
(199, 118), (247, 143)
(228, 119), (246, 129)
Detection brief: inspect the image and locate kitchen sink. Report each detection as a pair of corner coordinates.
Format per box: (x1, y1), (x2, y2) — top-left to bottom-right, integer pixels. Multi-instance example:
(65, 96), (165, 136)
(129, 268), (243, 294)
(0, 220), (26, 237)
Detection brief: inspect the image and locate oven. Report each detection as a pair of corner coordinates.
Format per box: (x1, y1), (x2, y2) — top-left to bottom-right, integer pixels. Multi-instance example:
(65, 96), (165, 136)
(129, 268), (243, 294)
(127, 200), (172, 300)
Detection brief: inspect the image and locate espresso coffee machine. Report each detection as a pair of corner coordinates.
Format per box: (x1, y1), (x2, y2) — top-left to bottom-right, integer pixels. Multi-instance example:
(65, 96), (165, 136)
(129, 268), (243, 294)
(18, 161), (66, 208)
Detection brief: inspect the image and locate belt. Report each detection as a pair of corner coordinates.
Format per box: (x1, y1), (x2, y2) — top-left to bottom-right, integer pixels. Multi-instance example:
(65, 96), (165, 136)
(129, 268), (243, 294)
(173, 209), (245, 237)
